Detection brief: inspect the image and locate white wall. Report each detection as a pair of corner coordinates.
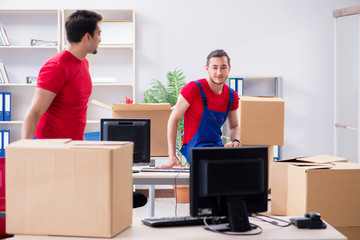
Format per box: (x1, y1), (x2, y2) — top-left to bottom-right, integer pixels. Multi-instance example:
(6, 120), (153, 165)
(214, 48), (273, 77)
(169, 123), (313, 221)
(1, 0), (360, 159)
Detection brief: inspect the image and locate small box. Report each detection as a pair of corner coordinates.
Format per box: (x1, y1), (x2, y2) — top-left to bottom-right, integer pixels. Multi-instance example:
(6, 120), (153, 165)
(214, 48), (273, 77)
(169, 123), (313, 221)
(112, 103), (171, 156)
(6, 139), (133, 238)
(238, 96), (284, 146)
(271, 155), (360, 228)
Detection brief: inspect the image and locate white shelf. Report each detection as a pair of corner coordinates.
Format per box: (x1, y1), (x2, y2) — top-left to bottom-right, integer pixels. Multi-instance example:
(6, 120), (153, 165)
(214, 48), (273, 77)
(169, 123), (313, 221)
(1, 9), (136, 144)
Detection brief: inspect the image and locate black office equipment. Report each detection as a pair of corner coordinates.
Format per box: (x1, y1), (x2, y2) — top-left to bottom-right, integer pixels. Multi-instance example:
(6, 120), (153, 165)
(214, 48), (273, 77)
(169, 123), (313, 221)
(140, 167), (190, 173)
(100, 118), (150, 164)
(190, 146), (268, 232)
(142, 216), (227, 227)
(290, 212), (327, 229)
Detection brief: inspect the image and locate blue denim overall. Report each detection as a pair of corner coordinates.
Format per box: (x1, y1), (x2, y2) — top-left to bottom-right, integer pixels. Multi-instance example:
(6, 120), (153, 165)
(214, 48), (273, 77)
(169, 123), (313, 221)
(180, 81), (234, 163)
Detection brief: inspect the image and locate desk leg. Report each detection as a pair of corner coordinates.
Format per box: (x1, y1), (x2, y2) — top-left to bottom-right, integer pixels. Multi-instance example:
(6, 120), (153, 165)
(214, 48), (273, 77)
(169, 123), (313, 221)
(149, 185), (155, 217)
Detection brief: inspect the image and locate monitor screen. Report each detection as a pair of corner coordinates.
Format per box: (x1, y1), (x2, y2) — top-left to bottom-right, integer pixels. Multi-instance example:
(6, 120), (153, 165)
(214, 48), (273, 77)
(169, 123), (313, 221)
(100, 118), (150, 164)
(190, 146), (268, 232)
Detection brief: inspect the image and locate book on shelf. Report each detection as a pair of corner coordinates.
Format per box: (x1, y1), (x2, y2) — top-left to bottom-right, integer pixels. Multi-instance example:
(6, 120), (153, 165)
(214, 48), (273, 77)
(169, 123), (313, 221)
(0, 92), (11, 121)
(0, 28), (9, 46)
(0, 63), (10, 84)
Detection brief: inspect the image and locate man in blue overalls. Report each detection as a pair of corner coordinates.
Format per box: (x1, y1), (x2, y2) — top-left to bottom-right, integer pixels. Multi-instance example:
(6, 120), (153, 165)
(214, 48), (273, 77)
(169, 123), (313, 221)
(159, 49), (241, 168)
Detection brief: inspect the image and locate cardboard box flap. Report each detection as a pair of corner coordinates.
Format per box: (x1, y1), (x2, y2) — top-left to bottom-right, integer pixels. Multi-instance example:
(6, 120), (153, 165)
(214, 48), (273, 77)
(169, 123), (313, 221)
(290, 164), (333, 171)
(7, 139), (72, 149)
(67, 141), (133, 149)
(297, 154), (347, 164)
(112, 103), (171, 111)
(239, 96), (284, 102)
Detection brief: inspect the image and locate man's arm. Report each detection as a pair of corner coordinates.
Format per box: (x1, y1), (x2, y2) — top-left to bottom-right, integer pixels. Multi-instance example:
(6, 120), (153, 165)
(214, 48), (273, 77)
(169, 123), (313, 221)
(158, 94), (190, 168)
(226, 108), (241, 147)
(21, 88), (56, 139)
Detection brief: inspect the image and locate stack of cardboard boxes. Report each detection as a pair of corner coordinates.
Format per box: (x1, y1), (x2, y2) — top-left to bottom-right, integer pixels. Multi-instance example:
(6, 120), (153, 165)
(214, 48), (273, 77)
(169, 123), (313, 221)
(237, 96), (285, 188)
(271, 155), (360, 240)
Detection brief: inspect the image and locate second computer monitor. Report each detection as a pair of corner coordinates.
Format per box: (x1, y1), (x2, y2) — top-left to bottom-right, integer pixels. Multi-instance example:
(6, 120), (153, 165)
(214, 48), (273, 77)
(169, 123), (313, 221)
(100, 118), (151, 164)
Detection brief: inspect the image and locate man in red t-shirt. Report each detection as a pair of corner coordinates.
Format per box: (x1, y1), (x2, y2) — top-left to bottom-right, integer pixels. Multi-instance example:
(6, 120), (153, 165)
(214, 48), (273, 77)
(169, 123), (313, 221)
(21, 10), (102, 140)
(159, 49), (241, 168)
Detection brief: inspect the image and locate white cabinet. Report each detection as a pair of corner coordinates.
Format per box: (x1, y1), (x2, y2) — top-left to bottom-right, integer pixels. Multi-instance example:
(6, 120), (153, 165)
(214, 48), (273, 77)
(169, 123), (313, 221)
(334, 6), (360, 163)
(0, 9), (136, 142)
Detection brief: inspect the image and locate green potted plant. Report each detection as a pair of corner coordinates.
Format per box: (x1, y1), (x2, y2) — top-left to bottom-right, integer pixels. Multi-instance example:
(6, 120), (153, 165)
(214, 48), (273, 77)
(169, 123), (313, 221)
(143, 68), (187, 167)
(143, 68), (189, 203)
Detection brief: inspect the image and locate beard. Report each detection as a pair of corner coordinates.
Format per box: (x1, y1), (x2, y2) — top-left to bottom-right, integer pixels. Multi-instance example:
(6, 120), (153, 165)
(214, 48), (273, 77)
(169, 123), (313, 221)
(209, 76), (227, 85)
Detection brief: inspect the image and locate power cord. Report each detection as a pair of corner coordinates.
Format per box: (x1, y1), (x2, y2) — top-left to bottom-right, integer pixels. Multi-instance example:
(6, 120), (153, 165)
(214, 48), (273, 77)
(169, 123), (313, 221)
(202, 217), (263, 236)
(173, 171), (181, 217)
(251, 213), (291, 227)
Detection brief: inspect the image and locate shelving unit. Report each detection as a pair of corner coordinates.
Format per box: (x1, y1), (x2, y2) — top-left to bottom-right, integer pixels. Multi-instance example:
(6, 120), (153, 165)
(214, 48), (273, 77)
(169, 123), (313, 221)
(0, 9), (61, 142)
(0, 9), (136, 142)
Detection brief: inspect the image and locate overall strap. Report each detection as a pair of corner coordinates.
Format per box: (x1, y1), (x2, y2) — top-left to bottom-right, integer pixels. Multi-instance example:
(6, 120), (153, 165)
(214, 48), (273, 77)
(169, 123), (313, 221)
(227, 87), (234, 110)
(195, 81), (207, 107)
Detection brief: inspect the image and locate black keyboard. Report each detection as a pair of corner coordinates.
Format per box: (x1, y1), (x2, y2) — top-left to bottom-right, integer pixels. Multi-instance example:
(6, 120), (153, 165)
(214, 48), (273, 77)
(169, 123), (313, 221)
(140, 167), (190, 173)
(141, 216), (227, 227)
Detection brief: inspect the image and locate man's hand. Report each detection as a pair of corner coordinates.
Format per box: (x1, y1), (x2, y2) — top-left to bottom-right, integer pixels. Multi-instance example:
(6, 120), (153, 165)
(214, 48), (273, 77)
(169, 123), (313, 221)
(225, 141), (242, 147)
(157, 155), (183, 168)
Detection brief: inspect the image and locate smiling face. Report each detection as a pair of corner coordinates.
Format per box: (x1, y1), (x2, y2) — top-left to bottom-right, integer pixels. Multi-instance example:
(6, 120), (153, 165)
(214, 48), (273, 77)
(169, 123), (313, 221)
(205, 56), (231, 86)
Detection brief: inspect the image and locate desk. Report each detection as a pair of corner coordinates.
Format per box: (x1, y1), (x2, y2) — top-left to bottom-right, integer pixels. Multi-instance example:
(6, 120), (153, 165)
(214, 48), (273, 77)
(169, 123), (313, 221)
(12, 217), (346, 240)
(132, 167), (189, 216)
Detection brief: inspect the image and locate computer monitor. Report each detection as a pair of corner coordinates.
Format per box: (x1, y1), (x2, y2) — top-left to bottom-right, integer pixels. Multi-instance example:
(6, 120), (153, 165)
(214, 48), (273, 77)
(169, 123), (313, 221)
(189, 146), (268, 232)
(100, 118), (150, 164)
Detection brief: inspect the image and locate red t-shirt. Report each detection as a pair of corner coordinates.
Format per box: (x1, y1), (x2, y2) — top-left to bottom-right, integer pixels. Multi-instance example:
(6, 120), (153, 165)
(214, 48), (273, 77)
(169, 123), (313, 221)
(180, 78), (239, 144)
(34, 50), (92, 140)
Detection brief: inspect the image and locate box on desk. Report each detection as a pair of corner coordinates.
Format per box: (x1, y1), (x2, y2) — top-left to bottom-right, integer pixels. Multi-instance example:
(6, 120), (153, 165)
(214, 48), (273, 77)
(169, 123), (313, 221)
(271, 155), (360, 228)
(238, 96), (284, 146)
(6, 139), (133, 238)
(112, 103), (171, 156)
(91, 100), (171, 157)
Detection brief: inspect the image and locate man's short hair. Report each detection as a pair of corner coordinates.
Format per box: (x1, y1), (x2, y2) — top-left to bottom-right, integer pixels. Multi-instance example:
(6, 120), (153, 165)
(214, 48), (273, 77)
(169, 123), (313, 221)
(206, 49), (231, 66)
(65, 10), (103, 43)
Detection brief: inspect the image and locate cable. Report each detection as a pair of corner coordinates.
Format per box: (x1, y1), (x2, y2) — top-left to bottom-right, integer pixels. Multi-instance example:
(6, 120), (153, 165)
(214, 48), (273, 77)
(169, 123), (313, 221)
(173, 171), (181, 217)
(251, 213), (291, 227)
(202, 217), (263, 236)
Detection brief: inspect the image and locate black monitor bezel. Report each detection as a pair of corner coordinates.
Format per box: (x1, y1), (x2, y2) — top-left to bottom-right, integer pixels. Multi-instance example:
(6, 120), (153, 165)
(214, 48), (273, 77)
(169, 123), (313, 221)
(189, 146), (268, 218)
(100, 118), (151, 164)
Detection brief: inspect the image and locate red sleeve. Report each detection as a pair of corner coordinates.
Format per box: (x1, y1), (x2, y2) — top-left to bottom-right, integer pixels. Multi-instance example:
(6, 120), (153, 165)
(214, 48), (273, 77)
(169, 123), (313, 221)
(37, 61), (66, 94)
(180, 81), (200, 105)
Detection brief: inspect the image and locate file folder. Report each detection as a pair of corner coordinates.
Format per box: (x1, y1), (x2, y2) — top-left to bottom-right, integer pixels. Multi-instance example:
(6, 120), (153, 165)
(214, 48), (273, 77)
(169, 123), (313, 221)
(0, 130), (3, 158)
(4, 92), (10, 121)
(3, 130), (9, 157)
(0, 92), (3, 121)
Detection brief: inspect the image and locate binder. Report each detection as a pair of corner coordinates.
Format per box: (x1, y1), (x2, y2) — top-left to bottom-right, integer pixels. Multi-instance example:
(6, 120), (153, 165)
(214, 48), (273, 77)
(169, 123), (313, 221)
(237, 78), (244, 95)
(0, 28), (10, 46)
(0, 130), (3, 158)
(273, 145), (280, 161)
(4, 92), (10, 121)
(3, 130), (9, 157)
(0, 92), (3, 121)
(0, 63), (9, 84)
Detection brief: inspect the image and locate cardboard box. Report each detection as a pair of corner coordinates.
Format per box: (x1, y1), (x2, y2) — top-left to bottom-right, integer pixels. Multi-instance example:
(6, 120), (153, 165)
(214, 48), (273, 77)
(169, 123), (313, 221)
(271, 154), (347, 216)
(91, 100), (171, 157)
(6, 139), (133, 238)
(238, 96), (284, 146)
(335, 226), (360, 240)
(271, 155), (360, 228)
(112, 103), (171, 156)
